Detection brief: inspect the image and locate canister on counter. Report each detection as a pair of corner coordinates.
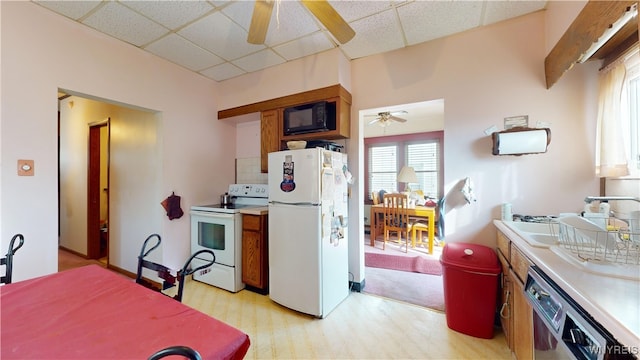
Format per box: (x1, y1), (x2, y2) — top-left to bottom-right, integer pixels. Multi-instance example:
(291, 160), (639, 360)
(501, 203), (513, 221)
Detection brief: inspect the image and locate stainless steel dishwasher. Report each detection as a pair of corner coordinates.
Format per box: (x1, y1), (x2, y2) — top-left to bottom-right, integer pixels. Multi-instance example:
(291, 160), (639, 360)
(525, 266), (635, 360)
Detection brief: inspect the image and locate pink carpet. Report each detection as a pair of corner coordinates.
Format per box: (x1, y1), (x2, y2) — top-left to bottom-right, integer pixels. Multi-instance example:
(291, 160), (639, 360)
(364, 267), (445, 312)
(365, 252), (442, 276)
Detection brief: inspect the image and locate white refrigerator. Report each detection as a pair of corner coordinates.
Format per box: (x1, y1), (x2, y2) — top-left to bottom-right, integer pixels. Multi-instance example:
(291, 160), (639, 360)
(268, 148), (349, 318)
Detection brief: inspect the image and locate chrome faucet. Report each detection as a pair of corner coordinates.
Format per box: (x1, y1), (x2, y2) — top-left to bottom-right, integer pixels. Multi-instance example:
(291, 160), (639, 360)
(584, 196), (640, 203)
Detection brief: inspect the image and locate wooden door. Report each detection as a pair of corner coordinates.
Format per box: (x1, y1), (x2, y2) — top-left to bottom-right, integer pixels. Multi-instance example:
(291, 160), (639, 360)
(87, 120), (109, 260)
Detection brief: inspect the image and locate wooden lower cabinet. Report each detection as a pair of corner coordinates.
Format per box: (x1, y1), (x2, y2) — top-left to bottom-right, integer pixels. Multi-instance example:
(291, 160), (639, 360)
(497, 230), (533, 360)
(497, 250), (513, 351)
(242, 214), (269, 294)
(512, 271), (533, 360)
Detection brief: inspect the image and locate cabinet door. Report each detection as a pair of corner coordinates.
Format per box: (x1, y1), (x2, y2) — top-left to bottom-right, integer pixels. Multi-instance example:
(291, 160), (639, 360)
(497, 251), (513, 351)
(261, 109), (280, 173)
(242, 229), (262, 287)
(512, 270), (533, 360)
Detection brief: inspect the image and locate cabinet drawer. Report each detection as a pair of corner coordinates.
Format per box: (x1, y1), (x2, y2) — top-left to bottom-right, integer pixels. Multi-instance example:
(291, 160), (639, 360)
(243, 214), (261, 231)
(497, 250), (510, 288)
(511, 244), (532, 284)
(497, 230), (510, 260)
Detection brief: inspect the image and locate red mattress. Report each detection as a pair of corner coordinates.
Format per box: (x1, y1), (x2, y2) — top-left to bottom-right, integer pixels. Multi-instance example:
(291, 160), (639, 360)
(1, 264), (250, 359)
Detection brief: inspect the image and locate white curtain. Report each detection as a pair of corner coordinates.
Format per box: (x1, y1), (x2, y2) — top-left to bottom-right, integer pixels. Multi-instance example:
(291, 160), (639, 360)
(595, 62), (630, 177)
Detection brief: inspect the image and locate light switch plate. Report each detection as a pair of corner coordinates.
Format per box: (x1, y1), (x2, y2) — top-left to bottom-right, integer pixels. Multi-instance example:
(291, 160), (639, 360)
(18, 159), (34, 176)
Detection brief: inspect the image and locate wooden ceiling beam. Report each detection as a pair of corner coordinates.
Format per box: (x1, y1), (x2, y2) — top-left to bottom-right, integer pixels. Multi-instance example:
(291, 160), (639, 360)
(545, 1), (637, 89)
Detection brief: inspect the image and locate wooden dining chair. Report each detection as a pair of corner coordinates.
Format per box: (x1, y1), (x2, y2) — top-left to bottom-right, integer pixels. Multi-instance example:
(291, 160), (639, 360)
(1, 234), (24, 285)
(382, 193), (411, 253)
(370, 191), (385, 238)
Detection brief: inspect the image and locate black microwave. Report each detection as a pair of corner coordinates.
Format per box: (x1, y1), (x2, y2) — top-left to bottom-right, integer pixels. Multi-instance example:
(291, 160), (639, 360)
(283, 101), (336, 136)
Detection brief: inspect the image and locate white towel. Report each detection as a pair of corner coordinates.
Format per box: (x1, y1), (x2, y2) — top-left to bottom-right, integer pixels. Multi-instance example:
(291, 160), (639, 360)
(461, 177), (476, 204)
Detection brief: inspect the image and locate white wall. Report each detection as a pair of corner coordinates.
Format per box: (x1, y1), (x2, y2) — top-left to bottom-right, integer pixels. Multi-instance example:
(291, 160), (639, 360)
(1, 2), (235, 280)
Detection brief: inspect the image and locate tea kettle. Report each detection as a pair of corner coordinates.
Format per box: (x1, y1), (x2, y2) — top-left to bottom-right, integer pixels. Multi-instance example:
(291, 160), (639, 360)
(220, 192), (234, 206)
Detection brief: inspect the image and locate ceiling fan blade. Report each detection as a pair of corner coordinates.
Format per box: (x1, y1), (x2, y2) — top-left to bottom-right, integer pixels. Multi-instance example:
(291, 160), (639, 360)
(247, 0), (274, 45)
(368, 118), (381, 125)
(389, 116), (407, 123)
(390, 110), (408, 116)
(301, 0), (355, 44)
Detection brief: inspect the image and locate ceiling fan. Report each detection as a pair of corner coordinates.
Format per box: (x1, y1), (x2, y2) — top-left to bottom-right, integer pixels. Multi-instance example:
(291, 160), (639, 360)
(366, 111), (409, 127)
(248, 0), (356, 45)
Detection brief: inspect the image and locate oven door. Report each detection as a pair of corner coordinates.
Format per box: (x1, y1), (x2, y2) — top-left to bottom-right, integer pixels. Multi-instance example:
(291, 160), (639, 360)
(190, 210), (238, 267)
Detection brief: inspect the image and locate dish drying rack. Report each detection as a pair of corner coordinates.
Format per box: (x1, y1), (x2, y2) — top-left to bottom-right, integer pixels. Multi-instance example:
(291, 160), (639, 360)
(553, 215), (640, 265)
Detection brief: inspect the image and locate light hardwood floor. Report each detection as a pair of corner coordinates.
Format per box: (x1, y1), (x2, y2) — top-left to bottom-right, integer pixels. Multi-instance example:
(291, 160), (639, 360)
(59, 250), (511, 359)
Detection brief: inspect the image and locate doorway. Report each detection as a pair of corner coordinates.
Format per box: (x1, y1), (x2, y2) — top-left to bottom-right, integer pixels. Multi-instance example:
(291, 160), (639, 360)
(58, 93), (162, 271)
(87, 120), (109, 261)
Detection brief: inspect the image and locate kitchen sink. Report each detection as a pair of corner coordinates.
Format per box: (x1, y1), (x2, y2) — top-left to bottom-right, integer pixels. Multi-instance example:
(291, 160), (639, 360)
(504, 221), (558, 234)
(504, 216), (640, 280)
(551, 246), (640, 280)
(502, 221), (559, 248)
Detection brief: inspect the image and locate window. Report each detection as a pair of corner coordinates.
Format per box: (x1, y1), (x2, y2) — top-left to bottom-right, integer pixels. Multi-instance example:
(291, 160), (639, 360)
(365, 131), (443, 202)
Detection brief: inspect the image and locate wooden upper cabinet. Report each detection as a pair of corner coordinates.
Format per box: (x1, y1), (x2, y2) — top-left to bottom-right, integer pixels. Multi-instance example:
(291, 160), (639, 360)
(260, 109), (280, 173)
(219, 85), (352, 173)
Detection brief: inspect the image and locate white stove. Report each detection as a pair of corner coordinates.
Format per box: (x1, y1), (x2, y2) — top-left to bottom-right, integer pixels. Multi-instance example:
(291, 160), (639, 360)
(190, 184), (268, 292)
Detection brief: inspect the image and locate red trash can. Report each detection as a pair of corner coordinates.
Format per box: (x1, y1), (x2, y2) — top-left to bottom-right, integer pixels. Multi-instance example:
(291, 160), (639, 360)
(440, 242), (501, 339)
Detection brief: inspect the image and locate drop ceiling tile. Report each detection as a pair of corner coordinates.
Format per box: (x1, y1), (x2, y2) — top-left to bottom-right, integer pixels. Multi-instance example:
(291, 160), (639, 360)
(329, 0), (393, 22)
(178, 11), (264, 60)
(200, 62), (246, 82)
(219, 1), (255, 31)
(232, 49), (286, 73)
(82, 1), (169, 47)
(264, 1), (321, 45)
(121, 0), (216, 30)
(34, 1), (102, 20)
(340, 9), (404, 60)
(223, 1), (320, 46)
(145, 33), (225, 71)
(482, 1), (547, 26)
(33, 0), (549, 82)
(273, 32), (335, 61)
(397, 1), (483, 46)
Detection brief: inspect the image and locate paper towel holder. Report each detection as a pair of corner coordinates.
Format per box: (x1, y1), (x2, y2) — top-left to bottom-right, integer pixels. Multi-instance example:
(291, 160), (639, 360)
(491, 127), (551, 156)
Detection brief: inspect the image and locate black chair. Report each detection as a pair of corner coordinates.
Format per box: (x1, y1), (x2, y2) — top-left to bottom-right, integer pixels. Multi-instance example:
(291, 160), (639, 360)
(136, 234), (215, 302)
(1, 234), (24, 284)
(147, 345), (202, 360)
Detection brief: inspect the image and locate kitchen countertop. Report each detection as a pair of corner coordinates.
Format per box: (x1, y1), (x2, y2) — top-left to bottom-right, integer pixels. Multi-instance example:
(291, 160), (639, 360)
(494, 220), (640, 349)
(239, 206), (269, 216)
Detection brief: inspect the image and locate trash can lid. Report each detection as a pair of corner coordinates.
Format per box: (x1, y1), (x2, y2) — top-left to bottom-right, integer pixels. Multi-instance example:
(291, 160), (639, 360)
(440, 242), (500, 274)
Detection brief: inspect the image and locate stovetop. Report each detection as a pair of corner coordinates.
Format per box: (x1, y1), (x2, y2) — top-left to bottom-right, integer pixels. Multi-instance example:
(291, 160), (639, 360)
(513, 214), (558, 223)
(191, 203), (264, 214)
(191, 184), (269, 214)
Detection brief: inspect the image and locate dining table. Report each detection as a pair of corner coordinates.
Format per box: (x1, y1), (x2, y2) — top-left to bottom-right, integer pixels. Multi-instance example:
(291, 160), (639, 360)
(370, 203), (436, 252)
(0, 264), (250, 359)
